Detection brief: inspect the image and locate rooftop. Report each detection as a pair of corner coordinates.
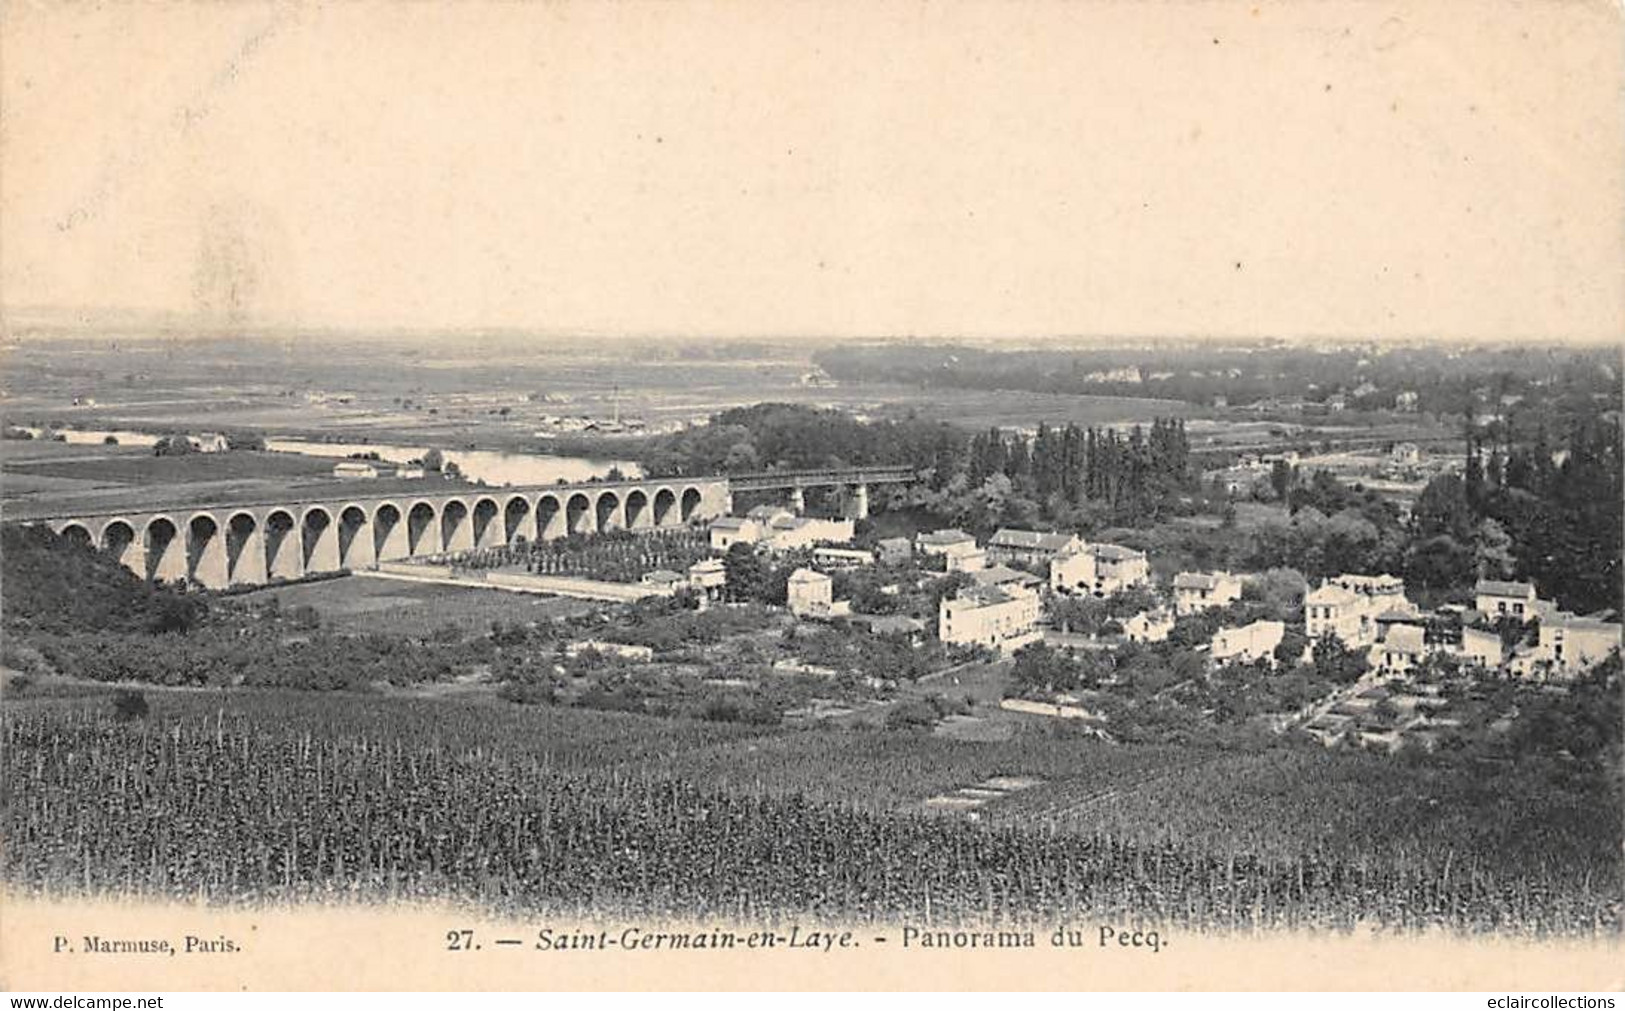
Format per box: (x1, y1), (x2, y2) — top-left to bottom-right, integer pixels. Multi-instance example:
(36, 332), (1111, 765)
(972, 565), (1042, 588)
(860, 615), (926, 635)
(917, 528), (976, 547)
(1380, 624), (1426, 652)
(950, 584), (1021, 607)
(1475, 578), (1536, 599)
(1306, 583), (1358, 606)
(1088, 543), (1145, 562)
(988, 528), (1077, 552)
(1173, 571), (1232, 590)
(1335, 573), (1406, 593)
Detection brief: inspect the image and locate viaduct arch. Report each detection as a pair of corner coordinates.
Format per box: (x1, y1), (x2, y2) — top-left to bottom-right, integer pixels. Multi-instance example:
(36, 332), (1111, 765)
(30, 478), (729, 588)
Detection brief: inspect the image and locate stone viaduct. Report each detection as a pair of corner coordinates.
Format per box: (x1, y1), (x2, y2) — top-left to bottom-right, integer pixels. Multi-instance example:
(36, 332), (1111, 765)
(22, 465), (916, 589)
(36, 479), (730, 589)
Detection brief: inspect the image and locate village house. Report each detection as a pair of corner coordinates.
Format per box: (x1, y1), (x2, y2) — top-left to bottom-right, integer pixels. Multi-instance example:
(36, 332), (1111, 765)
(985, 528), (1081, 568)
(1370, 623), (1427, 675)
(1511, 610), (1623, 678)
(395, 464), (426, 479)
(764, 515), (854, 552)
(708, 516), (759, 551)
(1395, 390), (1420, 412)
(1209, 620), (1285, 665)
(686, 557), (727, 598)
(1123, 609), (1175, 643)
(1305, 574), (1407, 646)
(1474, 579), (1537, 620)
(944, 548), (988, 573)
(1172, 571), (1243, 615)
(915, 529), (984, 571)
(1456, 625), (1504, 669)
(1207, 463), (1269, 496)
(938, 583), (1041, 655)
(708, 508), (854, 553)
(332, 460), (380, 480)
(1050, 543), (1150, 597)
(787, 568), (835, 618)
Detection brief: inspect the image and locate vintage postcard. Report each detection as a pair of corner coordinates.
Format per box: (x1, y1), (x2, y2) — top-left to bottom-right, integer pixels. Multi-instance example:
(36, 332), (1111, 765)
(1, 0), (1621, 994)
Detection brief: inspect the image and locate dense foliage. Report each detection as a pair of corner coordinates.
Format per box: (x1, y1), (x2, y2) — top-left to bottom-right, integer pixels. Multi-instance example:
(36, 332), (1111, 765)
(1, 525), (205, 636)
(812, 343), (1618, 414)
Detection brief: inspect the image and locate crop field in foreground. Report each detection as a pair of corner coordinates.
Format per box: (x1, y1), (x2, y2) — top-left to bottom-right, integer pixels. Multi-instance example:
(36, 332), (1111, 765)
(3, 690), (1617, 934)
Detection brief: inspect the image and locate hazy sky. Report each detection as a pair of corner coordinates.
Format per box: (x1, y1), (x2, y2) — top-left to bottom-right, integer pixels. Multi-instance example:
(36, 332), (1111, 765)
(2, 1), (1620, 342)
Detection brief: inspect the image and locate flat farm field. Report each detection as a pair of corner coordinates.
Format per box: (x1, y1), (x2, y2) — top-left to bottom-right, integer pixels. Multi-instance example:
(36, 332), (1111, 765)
(4, 450), (337, 486)
(233, 575), (599, 635)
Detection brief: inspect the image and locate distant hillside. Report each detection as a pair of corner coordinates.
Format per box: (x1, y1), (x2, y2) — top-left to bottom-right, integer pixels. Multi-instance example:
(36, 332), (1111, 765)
(1, 525), (205, 635)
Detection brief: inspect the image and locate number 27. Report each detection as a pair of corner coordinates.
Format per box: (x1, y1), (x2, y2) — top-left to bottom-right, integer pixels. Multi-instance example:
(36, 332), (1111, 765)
(446, 929), (475, 950)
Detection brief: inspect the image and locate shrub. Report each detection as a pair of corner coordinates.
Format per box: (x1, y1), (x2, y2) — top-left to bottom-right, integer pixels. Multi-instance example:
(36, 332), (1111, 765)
(885, 699), (938, 730)
(112, 689), (150, 721)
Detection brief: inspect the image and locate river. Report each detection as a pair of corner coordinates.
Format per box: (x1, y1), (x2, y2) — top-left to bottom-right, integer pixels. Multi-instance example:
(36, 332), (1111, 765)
(263, 438), (642, 486)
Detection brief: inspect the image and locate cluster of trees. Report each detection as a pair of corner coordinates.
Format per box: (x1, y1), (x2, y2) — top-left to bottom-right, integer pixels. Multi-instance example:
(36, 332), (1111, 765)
(151, 431), (267, 455)
(782, 624), (948, 682)
(950, 419), (1194, 525)
(813, 343), (1618, 415)
(635, 403), (962, 478)
(899, 419), (1196, 531)
(1392, 408), (1621, 613)
(1462, 413), (1621, 614)
(1007, 630), (1367, 747)
(20, 627), (476, 689)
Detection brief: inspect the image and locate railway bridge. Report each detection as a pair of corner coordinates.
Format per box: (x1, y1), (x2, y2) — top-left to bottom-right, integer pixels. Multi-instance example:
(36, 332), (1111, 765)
(16, 465), (920, 589)
(727, 464), (916, 517)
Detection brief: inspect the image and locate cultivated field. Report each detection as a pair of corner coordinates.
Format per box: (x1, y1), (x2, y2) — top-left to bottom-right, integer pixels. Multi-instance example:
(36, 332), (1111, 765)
(6, 451), (337, 486)
(233, 576), (599, 635)
(4, 688), (1613, 932)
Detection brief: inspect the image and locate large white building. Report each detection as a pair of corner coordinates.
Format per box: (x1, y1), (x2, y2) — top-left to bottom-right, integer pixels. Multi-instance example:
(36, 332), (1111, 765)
(709, 507), (854, 553)
(1050, 543), (1150, 597)
(1507, 610), (1623, 678)
(985, 528), (1081, 568)
(938, 583), (1041, 655)
(1124, 609), (1175, 643)
(1209, 620), (1285, 665)
(1305, 573), (1407, 646)
(1172, 571), (1243, 615)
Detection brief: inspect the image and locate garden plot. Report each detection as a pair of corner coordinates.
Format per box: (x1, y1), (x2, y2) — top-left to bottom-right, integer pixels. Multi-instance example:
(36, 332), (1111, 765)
(921, 775), (1045, 813)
